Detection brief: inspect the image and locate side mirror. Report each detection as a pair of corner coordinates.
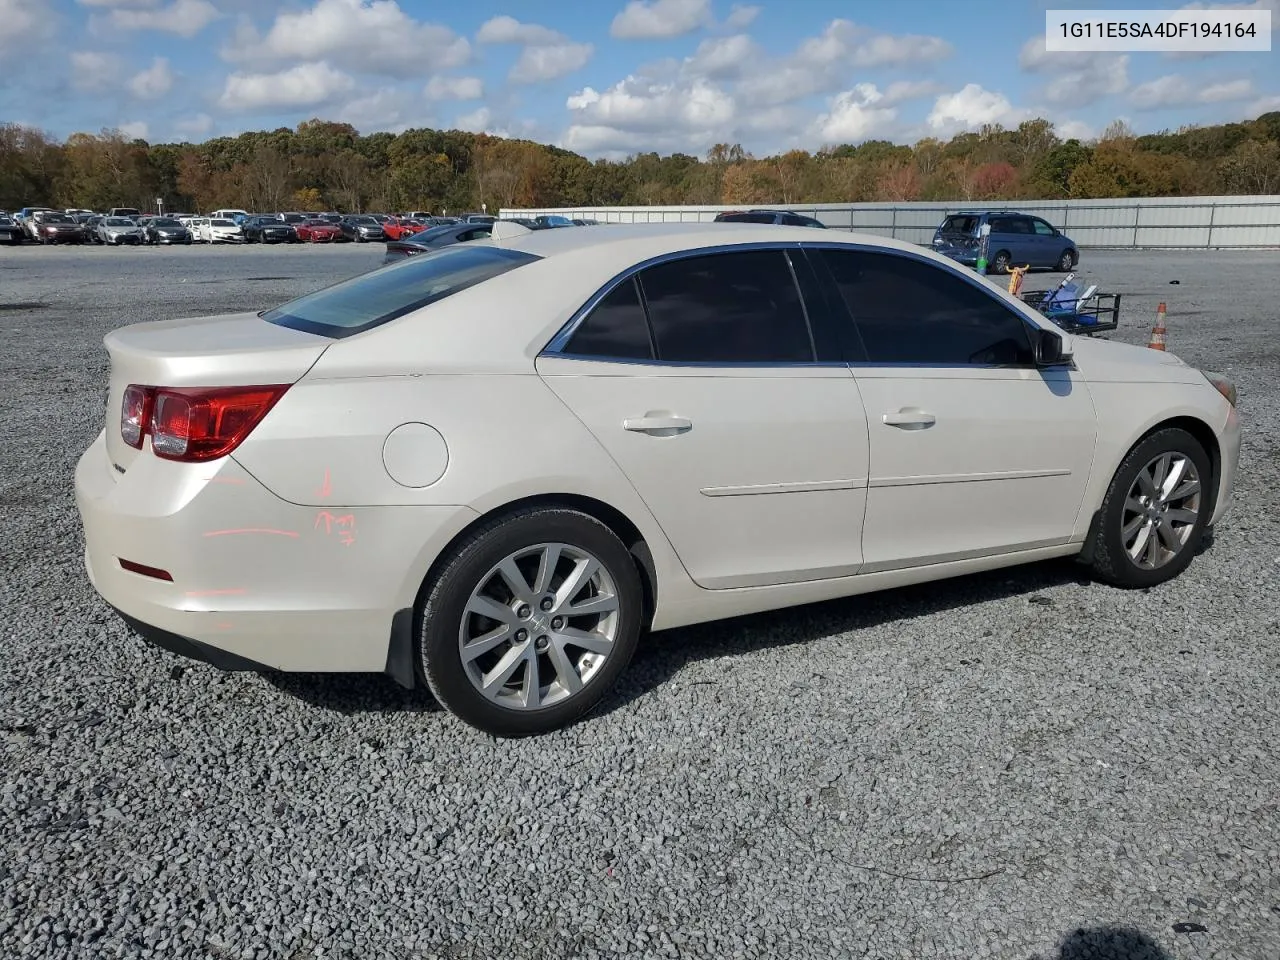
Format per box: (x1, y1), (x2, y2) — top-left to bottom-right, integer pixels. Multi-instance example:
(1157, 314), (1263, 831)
(1034, 328), (1072, 366)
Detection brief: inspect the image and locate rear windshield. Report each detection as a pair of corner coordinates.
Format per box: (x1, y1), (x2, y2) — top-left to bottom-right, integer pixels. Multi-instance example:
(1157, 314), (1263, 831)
(104, 218), (134, 226)
(210, 218), (236, 226)
(152, 218), (181, 227)
(717, 212), (775, 224)
(940, 215), (979, 235)
(262, 244), (542, 339)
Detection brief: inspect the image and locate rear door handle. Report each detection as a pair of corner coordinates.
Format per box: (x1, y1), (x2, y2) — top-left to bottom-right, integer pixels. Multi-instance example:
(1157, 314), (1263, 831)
(882, 410), (936, 429)
(623, 415), (692, 435)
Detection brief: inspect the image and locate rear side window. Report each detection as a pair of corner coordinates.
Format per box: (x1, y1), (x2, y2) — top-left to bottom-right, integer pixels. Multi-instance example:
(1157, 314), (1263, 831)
(565, 278), (653, 360)
(940, 215), (978, 234)
(262, 245), (541, 339)
(819, 249), (1034, 366)
(716, 212), (776, 224)
(638, 250), (814, 363)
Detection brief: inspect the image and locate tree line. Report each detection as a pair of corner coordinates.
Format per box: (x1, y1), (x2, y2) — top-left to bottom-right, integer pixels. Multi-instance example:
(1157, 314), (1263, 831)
(2, 112), (1278, 216)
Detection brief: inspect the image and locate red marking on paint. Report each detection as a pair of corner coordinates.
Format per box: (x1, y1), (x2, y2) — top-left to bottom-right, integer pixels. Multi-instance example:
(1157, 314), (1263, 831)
(316, 509), (357, 545)
(185, 588), (247, 597)
(203, 528), (299, 538)
(208, 477), (246, 485)
(213, 623), (233, 630)
(315, 468), (332, 498)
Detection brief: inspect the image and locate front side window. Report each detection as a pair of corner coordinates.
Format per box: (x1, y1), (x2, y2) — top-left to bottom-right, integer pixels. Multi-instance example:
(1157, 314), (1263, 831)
(564, 278), (653, 360)
(819, 249), (1035, 367)
(637, 250), (814, 363)
(1033, 219), (1057, 236)
(262, 244), (541, 339)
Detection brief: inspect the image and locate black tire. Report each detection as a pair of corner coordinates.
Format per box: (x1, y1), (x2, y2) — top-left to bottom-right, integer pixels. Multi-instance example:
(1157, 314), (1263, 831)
(990, 250), (1011, 274)
(1084, 427), (1212, 588)
(418, 507), (644, 737)
(1057, 249), (1077, 272)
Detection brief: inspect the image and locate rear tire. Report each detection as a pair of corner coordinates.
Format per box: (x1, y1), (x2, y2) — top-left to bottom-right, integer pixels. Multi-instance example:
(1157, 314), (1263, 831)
(418, 508), (644, 737)
(1084, 427), (1212, 588)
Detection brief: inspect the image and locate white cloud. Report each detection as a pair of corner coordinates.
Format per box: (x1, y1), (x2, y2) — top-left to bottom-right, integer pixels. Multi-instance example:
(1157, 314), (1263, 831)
(77, 0), (160, 6)
(881, 79), (946, 106)
(455, 106), (493, 133)
(224, 0), (470, 79)
(682, 33), (760, 80)
(476, 15), (593, 83)
(723, 4), (759, 29)
(811, 84), (899, 143)
(108, 0), (219, 36)
(564, 72), (736, 156)
(218, 61), (356, 111)
(174, 112), (213, 139)
(1018, 36), (1128, 106)
(128, 57), (174, 99)
(1130, 74), (1256, 109)
(336, 88), (430, 133)
(610, 0), (713, 39)
(424, 76), (483, 101)
(927, 84), (1031, 135)
(118, 120), (149, 140)
(1056, 119), (1096, 140)
(0, 0), (56, 55)
(1247, 93), (1280, 113)
(70, 51), (123, 91)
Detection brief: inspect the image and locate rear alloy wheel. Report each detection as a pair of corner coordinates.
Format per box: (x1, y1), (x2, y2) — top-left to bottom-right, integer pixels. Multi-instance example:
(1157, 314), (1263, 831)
(1085, 427), (1211, 588)
(1057, 249), (1077, 272)
(419, 508), (643, 736)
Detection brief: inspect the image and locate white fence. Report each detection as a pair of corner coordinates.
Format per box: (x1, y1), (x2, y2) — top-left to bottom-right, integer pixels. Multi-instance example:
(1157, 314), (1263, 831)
(502, 195), (1280, 249)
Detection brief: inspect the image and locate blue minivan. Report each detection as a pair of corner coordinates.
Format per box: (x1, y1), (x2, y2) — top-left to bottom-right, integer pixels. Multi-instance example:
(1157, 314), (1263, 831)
(932, 211), (1078, 273)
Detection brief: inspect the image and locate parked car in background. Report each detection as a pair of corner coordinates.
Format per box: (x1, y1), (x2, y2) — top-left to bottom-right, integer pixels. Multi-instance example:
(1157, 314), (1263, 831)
(533, 215), (575, 229)
(109, 207), (142, 219)
(340, 215), (386, 242)
(382, 218), (427, 241)
(280, 213), (308, 226)
(30, 211), (89, 244)
(572, 218), (600, 226)
(0, 215), (24, 244)
(81, 214), (105, 242)
(74, 223), (1240, 737)
(242, 217), (298, 244)
(143, 217), (193, 245)
(461, 213), (496, 224)
(713, 209), (827, 228)
(295, 219), (343, 243)
(932, 211), (1078, 273)
(210, 209), (249, 223)
(97, 216), (145, 245)
(196, 217), (246, 244)
(16, 207), (56, 238)
(380, 221), (521, 263)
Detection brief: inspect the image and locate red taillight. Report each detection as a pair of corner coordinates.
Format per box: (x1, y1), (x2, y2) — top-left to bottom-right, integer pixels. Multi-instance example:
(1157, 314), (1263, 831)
(120, 384), (288, 462)
(118, 558), (173, 581)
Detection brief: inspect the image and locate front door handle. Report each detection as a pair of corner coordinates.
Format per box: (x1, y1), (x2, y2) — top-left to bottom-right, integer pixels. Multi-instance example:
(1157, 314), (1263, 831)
(623, 415), (692, 436)
(882, 409), (936, 429)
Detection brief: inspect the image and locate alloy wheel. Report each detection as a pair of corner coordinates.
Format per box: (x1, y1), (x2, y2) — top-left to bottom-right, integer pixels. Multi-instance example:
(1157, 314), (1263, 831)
(1121, 452), (1201, 570)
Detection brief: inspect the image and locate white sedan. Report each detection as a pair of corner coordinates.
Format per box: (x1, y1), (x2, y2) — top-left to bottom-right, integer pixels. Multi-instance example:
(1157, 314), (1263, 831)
(74, 224), (1241, 736)
(192, 217), (246, 243)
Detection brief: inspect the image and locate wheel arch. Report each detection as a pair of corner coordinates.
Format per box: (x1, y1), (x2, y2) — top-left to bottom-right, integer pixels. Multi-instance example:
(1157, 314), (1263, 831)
(1077, 413), (1221, 565)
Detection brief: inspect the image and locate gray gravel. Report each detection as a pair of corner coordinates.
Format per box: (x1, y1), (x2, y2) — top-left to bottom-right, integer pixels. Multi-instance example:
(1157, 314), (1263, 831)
(1, 243), (1278, 960)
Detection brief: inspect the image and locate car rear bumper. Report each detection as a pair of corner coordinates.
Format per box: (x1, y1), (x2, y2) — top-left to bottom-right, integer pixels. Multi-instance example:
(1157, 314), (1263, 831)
(74, 429), (471, 675)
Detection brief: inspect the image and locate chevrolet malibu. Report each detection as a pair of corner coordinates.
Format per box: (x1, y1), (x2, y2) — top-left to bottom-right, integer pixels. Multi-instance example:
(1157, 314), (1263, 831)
(75, 224), (1241, 736)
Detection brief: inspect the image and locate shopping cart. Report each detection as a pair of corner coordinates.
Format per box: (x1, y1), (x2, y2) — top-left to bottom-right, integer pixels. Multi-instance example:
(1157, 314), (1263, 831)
(1017, 273), (1120, 336)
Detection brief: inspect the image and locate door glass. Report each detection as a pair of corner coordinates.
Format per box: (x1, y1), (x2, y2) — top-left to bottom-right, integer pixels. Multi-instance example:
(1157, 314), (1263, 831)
(1033, 220), (1057, 236)
(819, 249), (1035, 366)
(637, 250), (814, 363)
(564, 278), (653, 360)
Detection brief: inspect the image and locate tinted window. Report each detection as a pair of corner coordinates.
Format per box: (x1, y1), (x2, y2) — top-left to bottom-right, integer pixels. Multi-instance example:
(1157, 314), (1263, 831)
(820, 249), (1035, 366)
(940, 215), (978, 235)
(1032, 219), (1057, 236)
(716, 212), (776, 224)
(991, 216), (1031, 234)
(262, 245), (541, 339)
(565, 278), (653, 360)
(637, 251), (814, 363)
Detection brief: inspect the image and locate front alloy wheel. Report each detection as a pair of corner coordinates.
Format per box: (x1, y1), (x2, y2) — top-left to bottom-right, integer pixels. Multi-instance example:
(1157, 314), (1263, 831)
(1120, 452), (1201, 570)
(419, 508), (644, 736)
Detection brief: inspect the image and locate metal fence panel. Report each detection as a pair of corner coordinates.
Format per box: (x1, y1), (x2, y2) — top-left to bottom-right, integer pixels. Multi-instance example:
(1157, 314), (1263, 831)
(505, 195), (1280, 248)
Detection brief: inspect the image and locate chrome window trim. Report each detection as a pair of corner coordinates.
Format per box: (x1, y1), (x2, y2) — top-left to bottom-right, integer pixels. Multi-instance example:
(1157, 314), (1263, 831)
(541, 240), (824, 367)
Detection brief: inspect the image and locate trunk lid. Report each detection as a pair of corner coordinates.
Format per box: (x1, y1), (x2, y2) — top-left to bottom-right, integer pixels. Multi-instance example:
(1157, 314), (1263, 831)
(102, 311), (334, 471)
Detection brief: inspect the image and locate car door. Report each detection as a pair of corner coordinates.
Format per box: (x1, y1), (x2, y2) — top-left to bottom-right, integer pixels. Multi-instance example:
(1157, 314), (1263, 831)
(1030, 217), (1062, 266)
(811, 245), (1097, 572)
(537, 246), (871, 590)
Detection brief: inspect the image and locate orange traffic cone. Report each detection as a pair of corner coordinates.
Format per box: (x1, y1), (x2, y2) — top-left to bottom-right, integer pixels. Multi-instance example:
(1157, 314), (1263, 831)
(1147, 302), (1167, 350)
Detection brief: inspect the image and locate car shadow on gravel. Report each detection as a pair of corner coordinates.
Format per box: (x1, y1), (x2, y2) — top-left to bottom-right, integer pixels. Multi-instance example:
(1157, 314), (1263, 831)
(263, 672), (441, 715)
(602, 557), (1102, 715)
(1041, 924), (1176, 959)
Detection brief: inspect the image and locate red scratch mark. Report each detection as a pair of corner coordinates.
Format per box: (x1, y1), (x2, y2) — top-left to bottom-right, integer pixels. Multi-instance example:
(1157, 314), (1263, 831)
(315, 467), (332, 499)
(208, 477), (245, 486)
(213, 622), (234, 630)
(185, 588), (247, 597)
(203, 528), (300, 538)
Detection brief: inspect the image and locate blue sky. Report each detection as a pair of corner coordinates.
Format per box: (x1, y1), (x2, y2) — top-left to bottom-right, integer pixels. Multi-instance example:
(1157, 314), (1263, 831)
(1, 0), (1277, 158)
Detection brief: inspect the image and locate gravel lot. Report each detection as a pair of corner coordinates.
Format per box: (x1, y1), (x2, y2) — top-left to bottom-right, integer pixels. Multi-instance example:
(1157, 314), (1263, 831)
(1, 242), (1278, 960)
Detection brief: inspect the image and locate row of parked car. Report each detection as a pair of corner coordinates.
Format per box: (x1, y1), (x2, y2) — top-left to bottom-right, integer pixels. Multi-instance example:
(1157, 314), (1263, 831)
(0, 206), (600, 247)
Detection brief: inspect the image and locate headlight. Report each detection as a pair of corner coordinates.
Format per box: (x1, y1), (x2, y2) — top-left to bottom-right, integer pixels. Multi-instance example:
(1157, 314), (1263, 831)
(1201, 370), (1238, 407)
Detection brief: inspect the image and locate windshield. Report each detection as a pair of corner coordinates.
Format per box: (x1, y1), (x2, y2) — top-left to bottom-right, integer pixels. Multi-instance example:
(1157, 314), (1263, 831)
(303, 220), (331, 227)
(210, 219), (236, 226)
(40, 213), (74, 223)
(941, 215), (979, 235)
(262, 245), (541, 339)
(104, 218), (134, 226)
(348, 216), (377, 224)
(152, 218), (181, 227)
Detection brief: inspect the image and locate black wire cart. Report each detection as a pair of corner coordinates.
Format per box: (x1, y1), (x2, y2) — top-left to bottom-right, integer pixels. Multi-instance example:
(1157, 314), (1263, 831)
(1016, 277), (1121, 336)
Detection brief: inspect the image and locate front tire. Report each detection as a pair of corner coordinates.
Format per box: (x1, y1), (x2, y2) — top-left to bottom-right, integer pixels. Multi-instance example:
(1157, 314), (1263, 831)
(1085, 427), (1212, 588)
(1057, 249), (1077, 272)
(418, 508), (644, 737)
(990, 250), (1011, 274)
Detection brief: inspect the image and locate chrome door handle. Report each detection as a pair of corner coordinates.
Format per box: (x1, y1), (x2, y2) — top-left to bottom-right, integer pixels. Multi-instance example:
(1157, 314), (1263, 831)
(623, 415), (692, 435)
(882, 410), (936, 429)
